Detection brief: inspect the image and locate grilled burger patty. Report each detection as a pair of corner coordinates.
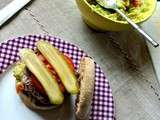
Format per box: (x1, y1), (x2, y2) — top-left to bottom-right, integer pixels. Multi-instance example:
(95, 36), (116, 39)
(21, 69), (52, 107)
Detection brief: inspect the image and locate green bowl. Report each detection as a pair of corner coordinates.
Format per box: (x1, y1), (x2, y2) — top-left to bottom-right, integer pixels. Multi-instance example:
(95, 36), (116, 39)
(75, 0), (157, 31)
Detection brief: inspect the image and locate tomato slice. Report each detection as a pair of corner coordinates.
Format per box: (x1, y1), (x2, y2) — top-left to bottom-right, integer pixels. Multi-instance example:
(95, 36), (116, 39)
(131, 0), (141, 7)
(30, 74), (46, 95)
(64, 54), (75, 72)
(16, 82), (24, 94)
(58, 83), (65, 93)
(38, 54), (46, 62)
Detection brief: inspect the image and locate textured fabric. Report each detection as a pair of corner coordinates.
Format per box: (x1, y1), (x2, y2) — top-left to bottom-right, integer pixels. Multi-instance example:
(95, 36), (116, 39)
(0, 35), (115, 120)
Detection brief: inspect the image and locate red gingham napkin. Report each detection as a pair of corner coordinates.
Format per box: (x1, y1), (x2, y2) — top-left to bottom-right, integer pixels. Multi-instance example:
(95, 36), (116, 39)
(0, 35), (115, 120)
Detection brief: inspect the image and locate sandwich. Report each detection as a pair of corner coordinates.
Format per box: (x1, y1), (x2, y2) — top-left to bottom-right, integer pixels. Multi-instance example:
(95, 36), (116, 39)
(13, 40), (95, 119)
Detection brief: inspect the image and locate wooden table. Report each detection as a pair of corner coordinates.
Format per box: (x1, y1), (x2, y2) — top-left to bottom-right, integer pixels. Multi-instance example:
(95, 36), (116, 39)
(0, 0), (160, 120)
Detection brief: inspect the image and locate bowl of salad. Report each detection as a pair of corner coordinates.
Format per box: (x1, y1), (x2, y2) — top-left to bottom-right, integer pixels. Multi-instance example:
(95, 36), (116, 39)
(75, 0), (157, 31)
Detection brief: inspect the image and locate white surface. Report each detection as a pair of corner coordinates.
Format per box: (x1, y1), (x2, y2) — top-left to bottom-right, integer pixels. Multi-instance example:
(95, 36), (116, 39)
(0, 0), (31, 26)
(0, 67), (76, 120)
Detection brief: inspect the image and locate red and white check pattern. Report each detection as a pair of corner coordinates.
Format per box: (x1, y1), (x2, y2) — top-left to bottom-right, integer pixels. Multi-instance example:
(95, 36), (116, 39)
(0, 35), (115, 120)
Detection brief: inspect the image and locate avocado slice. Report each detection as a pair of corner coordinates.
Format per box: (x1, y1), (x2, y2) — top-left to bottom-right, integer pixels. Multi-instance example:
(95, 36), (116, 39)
(19, 49), (64, 105)
(13, 62), (26, 82)
(36, 41), (79, 94)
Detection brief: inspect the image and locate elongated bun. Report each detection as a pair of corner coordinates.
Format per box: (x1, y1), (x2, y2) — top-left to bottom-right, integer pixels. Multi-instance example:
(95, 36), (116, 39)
(76, 57), (95, 120)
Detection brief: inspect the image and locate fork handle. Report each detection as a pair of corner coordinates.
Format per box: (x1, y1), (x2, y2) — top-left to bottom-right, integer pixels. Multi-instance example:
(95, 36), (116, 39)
(115, 8), (159, 47)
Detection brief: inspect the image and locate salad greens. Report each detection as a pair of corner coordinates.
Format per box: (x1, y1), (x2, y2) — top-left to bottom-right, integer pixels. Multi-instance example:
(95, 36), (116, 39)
(89, 0), (154, 22)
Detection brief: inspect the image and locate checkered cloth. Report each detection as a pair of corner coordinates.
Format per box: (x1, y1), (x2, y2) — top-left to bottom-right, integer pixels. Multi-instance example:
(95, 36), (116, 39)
(0, 35), (115, 120)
